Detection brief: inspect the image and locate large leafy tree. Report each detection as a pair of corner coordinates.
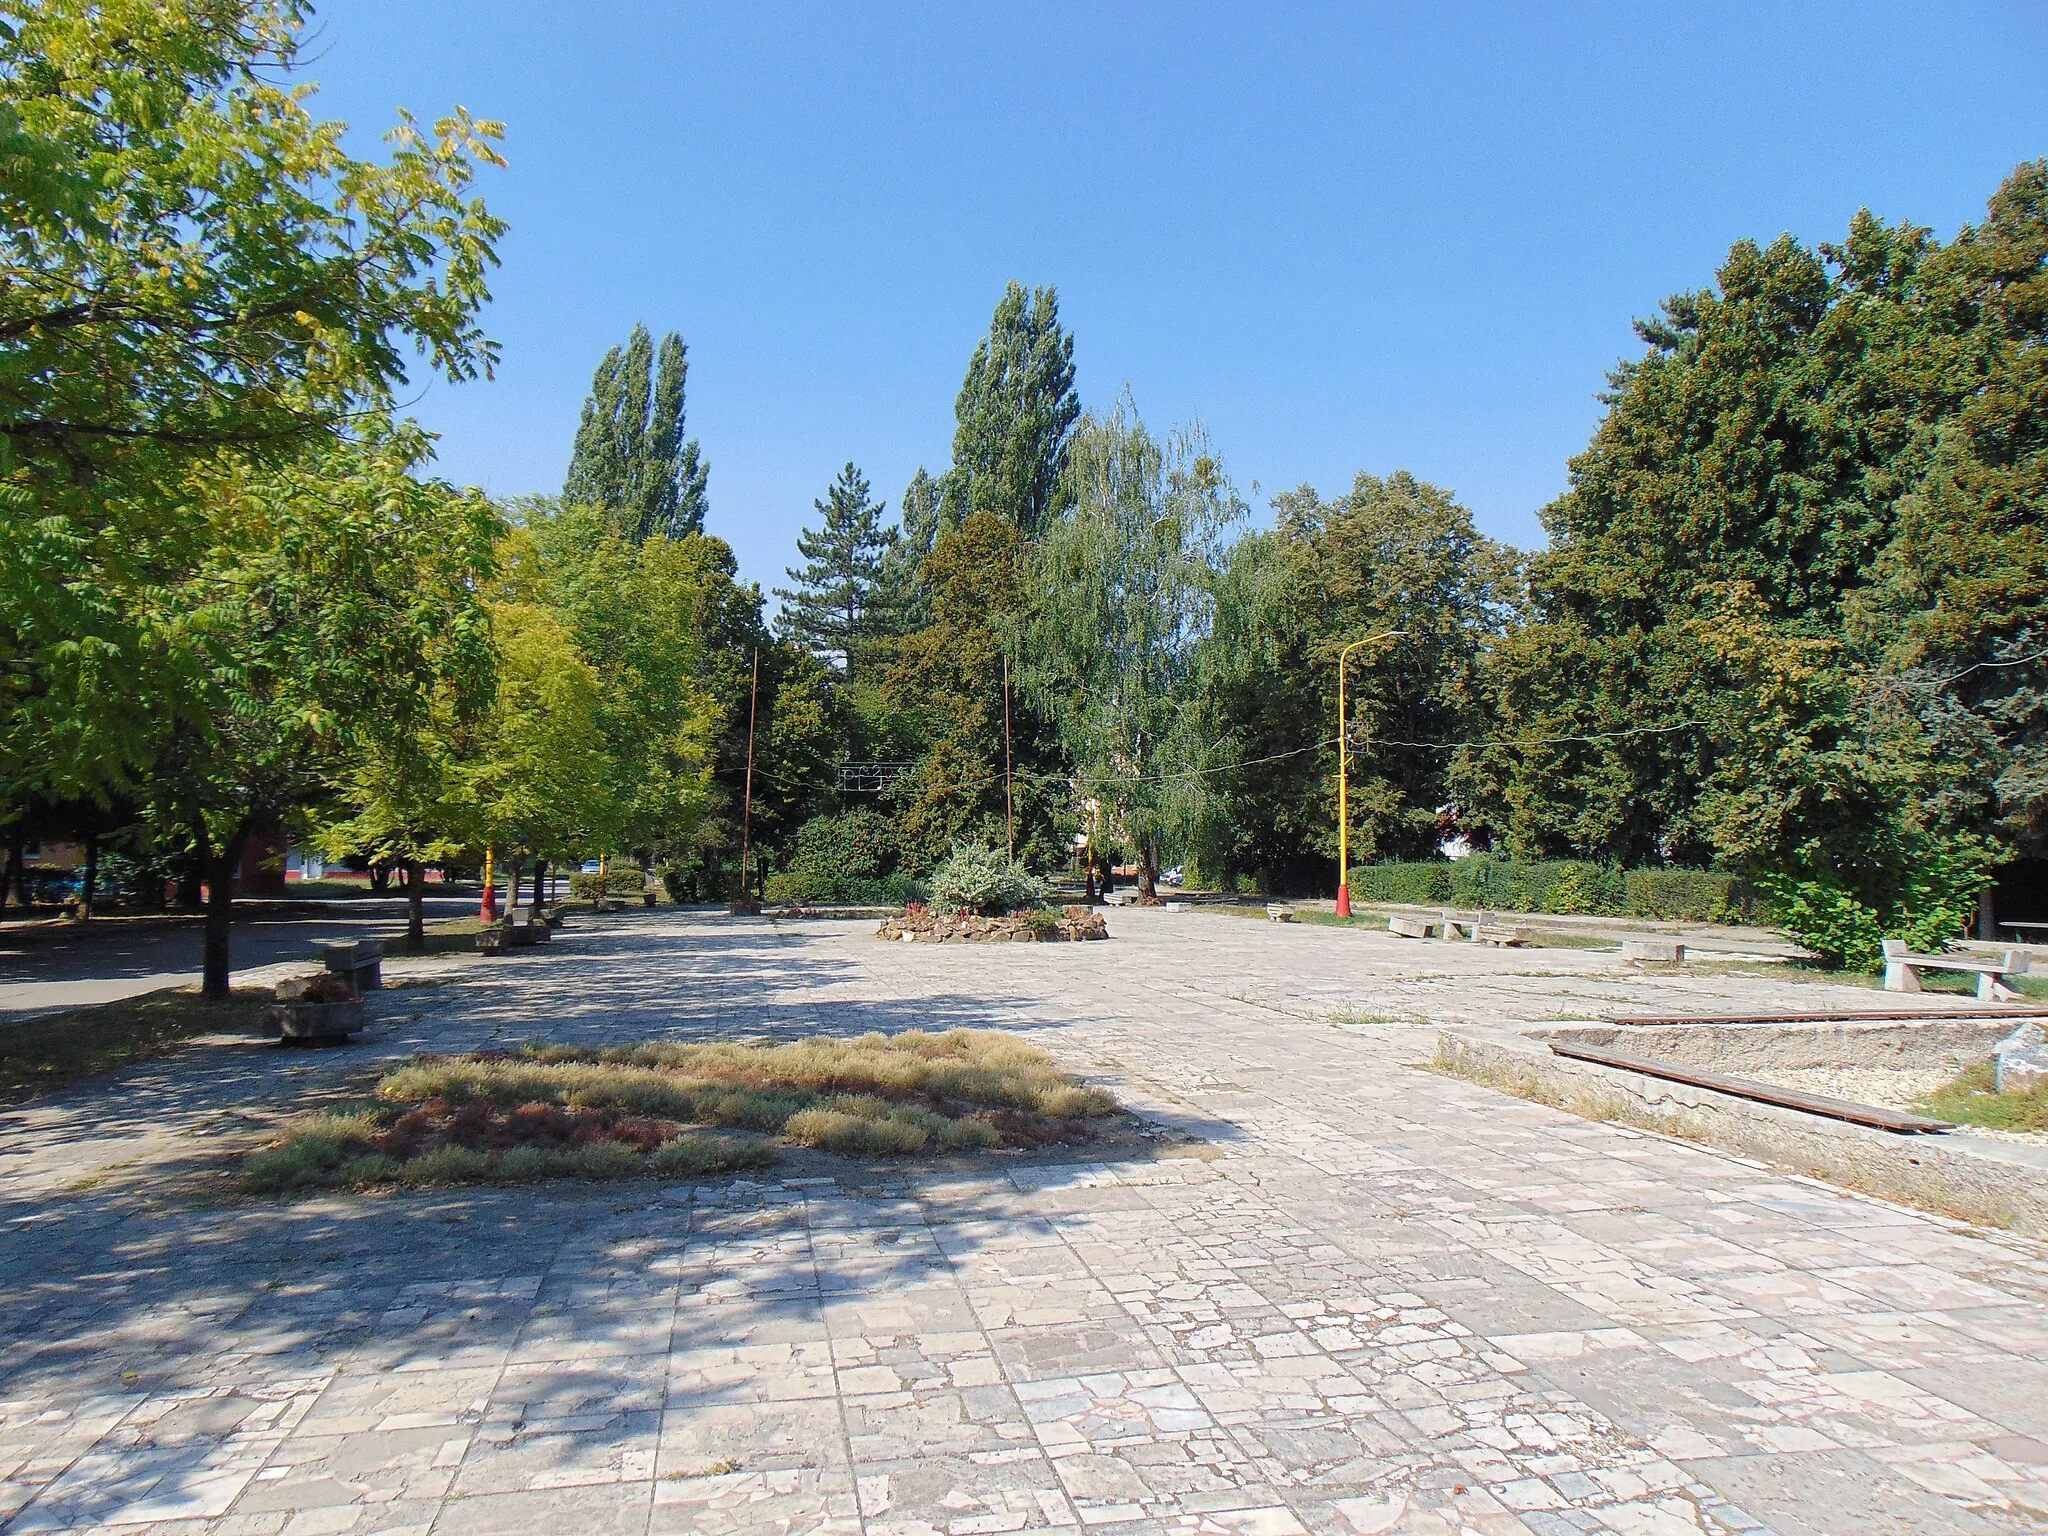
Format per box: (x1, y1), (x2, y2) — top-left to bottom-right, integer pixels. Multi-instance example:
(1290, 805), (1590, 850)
(1022, 401), (1245, 896)
(1202, 472), (1519, 891)
(154, 430), (501, 995)
(562, 324), (709, 542)
(0, 0), (506, 813)
(940, 283), (1080, 536)
(774, 463), (895, 683)
(1462, 162), (2046, 941)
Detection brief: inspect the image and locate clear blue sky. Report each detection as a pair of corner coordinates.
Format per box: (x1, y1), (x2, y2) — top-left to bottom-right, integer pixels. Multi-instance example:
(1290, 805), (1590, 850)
(313, 1), (2044, 590)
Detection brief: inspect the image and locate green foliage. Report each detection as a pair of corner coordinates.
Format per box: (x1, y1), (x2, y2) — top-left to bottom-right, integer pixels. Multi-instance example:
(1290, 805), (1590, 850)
(0, 0), (506, 810)
(1459, 163), (2048, 901)
(1200, 472), (1519, 893)
(773, 463), (896, 683)
(1758, 834), (1992, 969)
(1341, 858), (1758, 924)
(927, 841), (1046, 915)
(1022, 398), (1245, 890)
(760, 811), (923, 904)
(562, 324), (708, 541)
(941, 283), (1080, 536)
(1919, 1061), (2048, 1134)
(568, 867), (646, 901)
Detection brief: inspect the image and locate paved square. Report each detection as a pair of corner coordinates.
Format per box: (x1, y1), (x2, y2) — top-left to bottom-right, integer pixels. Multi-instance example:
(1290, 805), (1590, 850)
(5, 908), (2048, 1533)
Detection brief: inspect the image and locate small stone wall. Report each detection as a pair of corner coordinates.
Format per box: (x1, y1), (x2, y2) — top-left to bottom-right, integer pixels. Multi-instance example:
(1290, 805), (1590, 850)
(877, 906), (1110, 944)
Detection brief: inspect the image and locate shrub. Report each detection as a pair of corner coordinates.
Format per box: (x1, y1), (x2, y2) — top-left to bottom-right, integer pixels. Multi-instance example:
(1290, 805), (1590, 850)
(928, 842), (1045, 916)
(1342, 858), (1757, 923)
(1755, 873), (1886, 971)
(761, 869), (926, 906)
(568, 866), (647, 901)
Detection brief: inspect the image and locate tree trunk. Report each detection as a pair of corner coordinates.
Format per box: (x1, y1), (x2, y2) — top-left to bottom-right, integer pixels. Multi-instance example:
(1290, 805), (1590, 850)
(532, 859), (547, 907)
(1979, 886), (1998, 943)
(201, 824), (245, 1000)
(180, 827), (206, 910)
(10, 834), (28, 909)
(405, 858), (426, 953)
(367, 863), (390, 893)
(0, 834), (17, 919)
(81, 834), (99, 919)
(509, 858), (526, 916)
(1137, 843), (1159, 902)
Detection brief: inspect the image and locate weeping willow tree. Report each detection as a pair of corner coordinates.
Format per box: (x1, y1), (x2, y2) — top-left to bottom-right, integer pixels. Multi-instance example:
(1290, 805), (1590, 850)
(1020, 396), (1245, 896)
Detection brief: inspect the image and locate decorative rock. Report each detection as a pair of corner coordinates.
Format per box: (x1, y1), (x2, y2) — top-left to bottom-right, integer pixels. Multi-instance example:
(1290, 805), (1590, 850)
(276, 973), (355, 1004)
(1996, 1023), (2048, 1094)
(1623, 938), (1686, 964)
(1388, 915), (1432, 939)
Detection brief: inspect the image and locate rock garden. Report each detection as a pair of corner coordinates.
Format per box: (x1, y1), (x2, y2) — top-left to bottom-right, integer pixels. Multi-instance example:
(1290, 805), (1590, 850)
(873, 840), (1109, 944)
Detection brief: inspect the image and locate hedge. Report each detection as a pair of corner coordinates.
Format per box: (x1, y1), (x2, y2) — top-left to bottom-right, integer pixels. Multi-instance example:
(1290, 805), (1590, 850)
(760, 869), (926, 906)
(1343, 856), (1757, 924)
(568, 867), (648, 901)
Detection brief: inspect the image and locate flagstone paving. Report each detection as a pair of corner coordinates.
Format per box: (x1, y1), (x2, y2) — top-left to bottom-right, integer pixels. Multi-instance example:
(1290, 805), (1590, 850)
(4, 907), (2048, 1534)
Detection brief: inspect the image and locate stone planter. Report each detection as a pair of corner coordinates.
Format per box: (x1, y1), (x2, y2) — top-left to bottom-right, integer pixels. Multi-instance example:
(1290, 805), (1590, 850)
(266, 999), (365, 1043)
(876, 906), (1109, 944)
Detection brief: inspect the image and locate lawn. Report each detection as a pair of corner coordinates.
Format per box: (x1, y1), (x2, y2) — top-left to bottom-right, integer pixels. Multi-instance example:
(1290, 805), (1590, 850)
(244, 1028), (1122, 1192)
(0, 987), (273, 1099)
(1919, 1061), (2048, 1133)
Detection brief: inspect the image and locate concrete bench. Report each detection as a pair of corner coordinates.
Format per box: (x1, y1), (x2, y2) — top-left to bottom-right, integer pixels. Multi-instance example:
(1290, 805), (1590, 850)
(1882, 939), (2030, 1001)
(1265, 903), (1296, 923)
(1387, 914), (1432, 939)
(1623, 939), (1686, 964)
(315, 939), (382, 992)
(1473, 924), (1530, 947)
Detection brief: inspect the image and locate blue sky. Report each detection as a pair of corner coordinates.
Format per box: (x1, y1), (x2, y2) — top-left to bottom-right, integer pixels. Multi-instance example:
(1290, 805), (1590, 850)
(313, 1), (2045, 591)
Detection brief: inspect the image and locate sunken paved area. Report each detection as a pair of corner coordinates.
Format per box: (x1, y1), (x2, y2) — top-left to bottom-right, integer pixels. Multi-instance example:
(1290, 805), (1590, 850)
(4, 911), (2048, 1535)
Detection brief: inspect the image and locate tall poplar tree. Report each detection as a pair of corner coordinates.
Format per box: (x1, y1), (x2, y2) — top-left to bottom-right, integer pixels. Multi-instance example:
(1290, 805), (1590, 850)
(774, 463), (895, 683)
(940, 284), (1080, 535)
(563, 324), (709, 541)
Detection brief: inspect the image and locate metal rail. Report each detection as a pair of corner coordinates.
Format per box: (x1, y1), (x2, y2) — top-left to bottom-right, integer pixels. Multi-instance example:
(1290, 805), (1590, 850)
(1547, 1040), (1953, 1135)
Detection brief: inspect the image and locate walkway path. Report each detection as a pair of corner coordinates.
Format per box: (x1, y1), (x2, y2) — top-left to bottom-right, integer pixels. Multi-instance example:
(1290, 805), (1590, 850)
(2, 908), (2045, 1534)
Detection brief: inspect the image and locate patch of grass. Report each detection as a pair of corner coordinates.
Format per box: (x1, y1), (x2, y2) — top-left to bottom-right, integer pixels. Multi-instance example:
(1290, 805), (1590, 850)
(244, 1028), (1117, 1194)
(0, 986), (273, 1099)
(1919, 1060), (2048, 1132)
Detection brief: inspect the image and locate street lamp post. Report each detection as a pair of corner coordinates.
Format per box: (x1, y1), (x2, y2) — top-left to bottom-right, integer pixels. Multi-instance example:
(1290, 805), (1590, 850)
(1335, 630), (1404, 918)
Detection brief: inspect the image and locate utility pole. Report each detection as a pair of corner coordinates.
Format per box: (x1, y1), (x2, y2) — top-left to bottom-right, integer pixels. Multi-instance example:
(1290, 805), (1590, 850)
(738, 648), (760, 903)
(1002, 653), (1016, 860)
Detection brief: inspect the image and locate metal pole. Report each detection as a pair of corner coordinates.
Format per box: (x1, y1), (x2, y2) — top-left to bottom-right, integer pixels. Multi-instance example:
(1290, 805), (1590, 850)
(738, 648), (759, 902)
(1003, 653), (1015, 860)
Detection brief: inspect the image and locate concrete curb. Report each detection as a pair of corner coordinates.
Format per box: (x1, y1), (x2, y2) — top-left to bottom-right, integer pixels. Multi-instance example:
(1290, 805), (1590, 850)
(1434, 1022), (2048, 1237)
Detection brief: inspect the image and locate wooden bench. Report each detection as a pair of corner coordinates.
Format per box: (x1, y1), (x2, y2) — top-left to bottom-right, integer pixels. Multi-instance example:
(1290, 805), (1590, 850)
(1882, 938), (2031, 1001)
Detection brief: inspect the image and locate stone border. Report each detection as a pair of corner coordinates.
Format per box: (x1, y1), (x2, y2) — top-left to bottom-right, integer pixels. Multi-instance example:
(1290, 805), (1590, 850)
(877, 906), (1109, 944)
(1434, 1020), (2048, 1237)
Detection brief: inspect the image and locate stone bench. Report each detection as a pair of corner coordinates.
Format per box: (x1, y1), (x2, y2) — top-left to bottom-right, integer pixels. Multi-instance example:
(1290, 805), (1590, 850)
(1473, 924), (1530, 947)
(1882, 938), (2030, 1001)
(1387, 914), (1433, 939)
(1265, 903), (1295, 923)
(315, 939), (382, 992)
(268, 974), (364, 1043)
(1623, 938), (1686, 964)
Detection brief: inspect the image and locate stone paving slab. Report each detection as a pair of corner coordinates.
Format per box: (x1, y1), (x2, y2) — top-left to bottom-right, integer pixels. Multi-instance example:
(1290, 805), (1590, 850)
(2, 908), (2046, 1532)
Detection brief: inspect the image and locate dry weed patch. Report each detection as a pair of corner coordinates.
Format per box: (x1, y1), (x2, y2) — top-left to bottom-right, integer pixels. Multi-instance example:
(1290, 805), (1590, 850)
(245, 1028), (1117, 1192)
(1920, 1061), (2048, 1133)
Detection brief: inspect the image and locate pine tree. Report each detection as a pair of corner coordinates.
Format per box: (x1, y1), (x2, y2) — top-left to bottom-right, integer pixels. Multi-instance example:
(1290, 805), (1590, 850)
(563, 323), (709, 541)
(774, 463), (894, 683)
(940, 283), (1080, 536)
(875, 466), (941, 633)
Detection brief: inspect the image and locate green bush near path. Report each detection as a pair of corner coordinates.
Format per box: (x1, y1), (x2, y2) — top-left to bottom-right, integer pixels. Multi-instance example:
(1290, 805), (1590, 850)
(1343, 856), (1759, 924)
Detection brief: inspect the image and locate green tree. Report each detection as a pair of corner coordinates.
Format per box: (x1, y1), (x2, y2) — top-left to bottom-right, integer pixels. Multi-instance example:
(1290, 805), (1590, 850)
(562, 324), (709, 541)
(1204, 472), (1519, 891)
(774, 463), (895, 683)
(152, 430), (501, 995)
(1463, 162), (2047, 938)
(1021, 400), (1245, 897)
(0, 0), (507, 816)
(876, 465), (942, 633)
(940, 283), (1080, 536)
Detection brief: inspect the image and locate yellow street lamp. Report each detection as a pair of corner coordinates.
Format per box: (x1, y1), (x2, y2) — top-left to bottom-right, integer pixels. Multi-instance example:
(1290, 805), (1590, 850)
(1335, 630), (1404, 917)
